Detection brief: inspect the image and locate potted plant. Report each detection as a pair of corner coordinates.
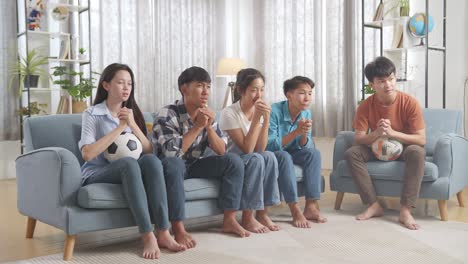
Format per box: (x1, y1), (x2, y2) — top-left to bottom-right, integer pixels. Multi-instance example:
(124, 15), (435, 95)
(52, 66), (94, 113)
(17, 101), (48, 116)
(384, 0), (409, 17)
(78, 48), (87, 61)
(358, 84), (375, 105)
(9, 49), (50, 94)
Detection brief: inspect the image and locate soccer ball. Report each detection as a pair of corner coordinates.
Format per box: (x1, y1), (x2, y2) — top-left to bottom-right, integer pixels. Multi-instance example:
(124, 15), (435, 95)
(104, 132), (142, 162)
(371, 137), (403, 161)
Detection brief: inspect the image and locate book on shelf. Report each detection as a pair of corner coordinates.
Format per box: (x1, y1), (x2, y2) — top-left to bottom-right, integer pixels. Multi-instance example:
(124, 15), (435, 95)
(373, 2), (384, 21)
(391, 24), (404, 48)
(56, 96), (70, 114)
(58, 38), (70, 60)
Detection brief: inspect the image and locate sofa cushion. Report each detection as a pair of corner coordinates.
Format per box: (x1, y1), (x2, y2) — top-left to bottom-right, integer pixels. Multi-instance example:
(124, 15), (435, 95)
(78, 178), (220, 209)
(336, 160), (438, 182)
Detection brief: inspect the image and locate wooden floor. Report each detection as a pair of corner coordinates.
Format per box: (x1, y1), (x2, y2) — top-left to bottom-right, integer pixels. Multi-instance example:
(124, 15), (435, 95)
(1, 172), (467, 262)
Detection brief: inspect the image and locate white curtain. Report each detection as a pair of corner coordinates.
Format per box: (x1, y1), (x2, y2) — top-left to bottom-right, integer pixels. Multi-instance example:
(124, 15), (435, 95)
(260, 0), (362, 137)
(0, 1), (19, 140)
(90, 0), (218, 113)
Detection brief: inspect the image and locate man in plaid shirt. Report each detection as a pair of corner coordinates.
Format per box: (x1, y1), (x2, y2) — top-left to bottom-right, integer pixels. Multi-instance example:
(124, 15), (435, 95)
(153, 67), (249, 249)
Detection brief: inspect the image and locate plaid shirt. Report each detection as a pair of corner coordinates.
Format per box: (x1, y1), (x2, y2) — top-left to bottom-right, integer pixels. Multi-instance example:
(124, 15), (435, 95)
(152, 99), (227, 166)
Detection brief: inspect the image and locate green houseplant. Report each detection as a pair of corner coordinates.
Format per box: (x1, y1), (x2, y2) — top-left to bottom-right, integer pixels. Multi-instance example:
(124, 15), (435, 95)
(9, 49), (50, 94)
(385, 0), (409, 17)
(52, 66), (95, 113)
(358, 84), (376, 105)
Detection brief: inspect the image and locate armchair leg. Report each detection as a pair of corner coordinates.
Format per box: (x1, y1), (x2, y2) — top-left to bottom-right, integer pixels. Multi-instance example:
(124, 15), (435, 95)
(26, 217), (37, 239)
(457, 191), (465, 207)
(63, 235), (76, 261)
(335, 192), (345, 210)
(437, 200), (448, 221)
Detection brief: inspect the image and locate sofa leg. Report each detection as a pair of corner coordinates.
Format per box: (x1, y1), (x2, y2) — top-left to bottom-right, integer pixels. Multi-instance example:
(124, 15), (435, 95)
(437, 200), (448, 221)
(335, 192), (344, 210)
(457, 191), (465, 207)
(63, 235), (76, 261)
(26, 217), (37, 239)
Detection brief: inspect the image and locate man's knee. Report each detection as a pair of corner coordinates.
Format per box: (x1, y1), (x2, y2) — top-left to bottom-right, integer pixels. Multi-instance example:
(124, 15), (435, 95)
(344, 146), (363, 161)
(405, 145), (426, 160)
(275, 150), (292, 163)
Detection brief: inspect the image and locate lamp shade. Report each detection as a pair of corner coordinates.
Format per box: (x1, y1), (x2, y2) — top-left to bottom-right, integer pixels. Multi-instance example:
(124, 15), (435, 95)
(216, 58), (245, 77)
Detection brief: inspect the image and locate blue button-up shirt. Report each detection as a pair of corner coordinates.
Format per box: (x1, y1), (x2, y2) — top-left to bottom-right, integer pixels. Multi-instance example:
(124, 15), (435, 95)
(266, 100), (314, 152)
(78, 100), (131, 181)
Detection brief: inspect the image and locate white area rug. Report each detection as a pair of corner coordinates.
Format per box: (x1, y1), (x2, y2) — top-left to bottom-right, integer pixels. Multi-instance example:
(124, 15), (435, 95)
(9, 208), (468, 264)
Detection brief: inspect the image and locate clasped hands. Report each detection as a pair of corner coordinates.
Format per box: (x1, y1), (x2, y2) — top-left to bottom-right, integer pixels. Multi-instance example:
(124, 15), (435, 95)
(374, 118), (395, 137)
(295, 118), (313, 136)
(193, 106), (216, 129)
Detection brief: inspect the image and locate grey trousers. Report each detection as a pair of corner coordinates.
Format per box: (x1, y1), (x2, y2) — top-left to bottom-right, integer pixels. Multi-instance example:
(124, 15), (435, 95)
(83, 154), (170, 233)
(344, 144), (425, 207)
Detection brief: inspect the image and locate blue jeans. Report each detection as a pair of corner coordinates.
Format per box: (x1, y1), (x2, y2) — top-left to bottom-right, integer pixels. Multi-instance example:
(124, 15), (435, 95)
(275, 148), (322, 203)
(162, 153), (244, 221)
(83, 154), (169, 233)
(240, 152), (280, 210)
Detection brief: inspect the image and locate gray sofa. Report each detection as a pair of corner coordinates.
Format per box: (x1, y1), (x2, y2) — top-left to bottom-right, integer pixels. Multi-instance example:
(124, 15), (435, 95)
(330, 108), (467, 220)
(16, 113), (324, 260)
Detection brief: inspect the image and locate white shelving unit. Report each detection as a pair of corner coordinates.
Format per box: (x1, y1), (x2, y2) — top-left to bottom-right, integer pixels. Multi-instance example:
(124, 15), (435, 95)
(361, 0), (447, 108)
(15, 0), (91, 153)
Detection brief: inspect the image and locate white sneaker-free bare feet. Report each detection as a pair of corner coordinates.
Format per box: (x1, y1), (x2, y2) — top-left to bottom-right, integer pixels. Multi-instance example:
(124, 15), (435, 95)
(256, 210), (280, 231)
(172, 221), (197, 249)
(156, 229), (186, 252)
(303, 200), (327, 223)
(142, 232), (161, 259)
(289, 203), (311, 228)
(399, 206), (420, 230)
(223, 211), (251, 237)
(356, 201), (384, 221)
(242, 210), (269, 233)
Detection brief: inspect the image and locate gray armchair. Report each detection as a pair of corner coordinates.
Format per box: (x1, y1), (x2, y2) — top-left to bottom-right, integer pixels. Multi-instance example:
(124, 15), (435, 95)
(330, 108), (467, 220)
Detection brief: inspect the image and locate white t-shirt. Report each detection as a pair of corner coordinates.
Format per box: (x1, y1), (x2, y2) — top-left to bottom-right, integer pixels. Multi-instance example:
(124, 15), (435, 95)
(219, 101), (263, 155)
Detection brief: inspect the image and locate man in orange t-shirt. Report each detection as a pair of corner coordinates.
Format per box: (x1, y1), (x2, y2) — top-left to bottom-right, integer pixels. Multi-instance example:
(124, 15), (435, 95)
(345, 56), (426, 230)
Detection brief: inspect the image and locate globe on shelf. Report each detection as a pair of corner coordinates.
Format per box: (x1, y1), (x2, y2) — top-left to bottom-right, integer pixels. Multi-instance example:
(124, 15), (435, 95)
(408, 13), (434, 46)
(51, 6), (69, 22)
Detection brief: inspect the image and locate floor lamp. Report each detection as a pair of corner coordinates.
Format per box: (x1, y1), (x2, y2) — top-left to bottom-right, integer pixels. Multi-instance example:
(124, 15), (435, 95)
(216, 58), (245, 108)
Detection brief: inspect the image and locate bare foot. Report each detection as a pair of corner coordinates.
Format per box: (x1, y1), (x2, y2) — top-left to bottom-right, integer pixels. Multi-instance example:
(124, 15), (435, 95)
(156, 230), (186, 252)
(223, 214), (251, 237)
(141, 232), (160, 259)
(256, 210), (280, 231)
(304, 200), (327, 223)
(289, 203), (311, 228)
(172, 221), (197, 249)
(399, 206), (420, 230)
(356, 201), (384, 221)
(242, 210), (269, 233)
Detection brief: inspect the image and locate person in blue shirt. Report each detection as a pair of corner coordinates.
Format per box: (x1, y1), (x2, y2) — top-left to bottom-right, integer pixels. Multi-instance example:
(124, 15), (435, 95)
(78, 63), (185, 259)
(267, 76), (327, 228)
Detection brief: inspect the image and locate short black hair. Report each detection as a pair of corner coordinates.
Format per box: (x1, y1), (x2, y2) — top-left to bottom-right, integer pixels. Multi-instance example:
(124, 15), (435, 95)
(283, 76), (315, 96)
(177, 66), (211, 93)
(364, 56), (396, 83)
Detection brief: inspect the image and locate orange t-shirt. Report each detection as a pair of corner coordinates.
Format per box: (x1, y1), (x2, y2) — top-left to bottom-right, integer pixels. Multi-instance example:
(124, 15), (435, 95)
(353, 91), (425, 134)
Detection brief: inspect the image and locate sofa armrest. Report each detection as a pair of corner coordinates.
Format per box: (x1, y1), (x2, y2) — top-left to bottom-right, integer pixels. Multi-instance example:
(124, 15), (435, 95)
(432, 133), (468, 194)
(333, 131), (355, 169)
(16, 147), (83, 230)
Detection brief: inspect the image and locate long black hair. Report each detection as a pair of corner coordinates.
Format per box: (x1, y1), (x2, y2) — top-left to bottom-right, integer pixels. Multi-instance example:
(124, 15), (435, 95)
(234, 68), (265, 103)
(94, 63), (147, 135)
